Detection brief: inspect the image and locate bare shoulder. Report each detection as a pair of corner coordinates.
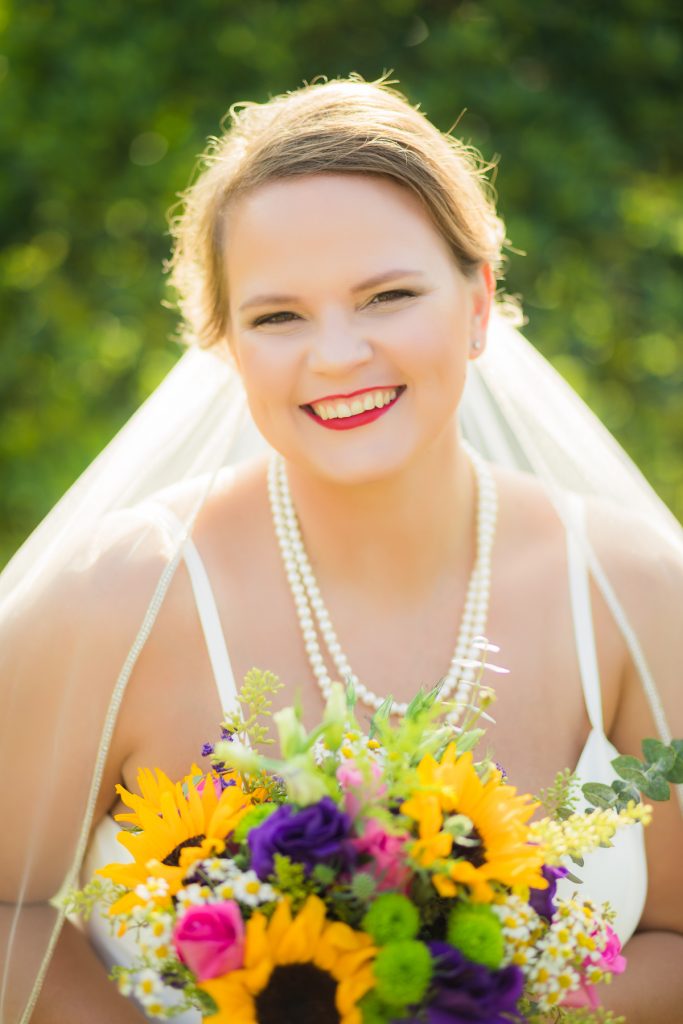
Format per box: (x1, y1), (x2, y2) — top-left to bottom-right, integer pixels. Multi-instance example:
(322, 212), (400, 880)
(490, 463), (569, 565)
(492, 461), (682, 599)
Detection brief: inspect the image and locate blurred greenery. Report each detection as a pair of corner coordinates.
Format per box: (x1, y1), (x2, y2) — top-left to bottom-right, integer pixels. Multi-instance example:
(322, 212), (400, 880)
(1, 0), (681, 566)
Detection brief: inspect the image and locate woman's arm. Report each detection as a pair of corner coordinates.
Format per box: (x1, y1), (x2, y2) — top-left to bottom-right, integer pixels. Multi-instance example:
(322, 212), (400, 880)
(600, 930), (683, 1021)
(598, 525), (683, 1023)
(29, 918), (146, 1024)
(0, 515), (172, 1022)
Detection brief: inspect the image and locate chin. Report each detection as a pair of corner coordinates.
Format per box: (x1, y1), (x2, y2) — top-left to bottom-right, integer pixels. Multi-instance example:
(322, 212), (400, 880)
(291, 435), (432, 488)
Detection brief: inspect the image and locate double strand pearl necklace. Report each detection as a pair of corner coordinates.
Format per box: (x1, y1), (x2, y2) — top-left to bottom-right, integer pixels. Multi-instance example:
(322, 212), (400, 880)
(267, 443), (497, 720)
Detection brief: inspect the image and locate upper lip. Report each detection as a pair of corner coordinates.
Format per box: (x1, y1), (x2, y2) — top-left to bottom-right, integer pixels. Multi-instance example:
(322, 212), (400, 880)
(303, 385), (404, 406)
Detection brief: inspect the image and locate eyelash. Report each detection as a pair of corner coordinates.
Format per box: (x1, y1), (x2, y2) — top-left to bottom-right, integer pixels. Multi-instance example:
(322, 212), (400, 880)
(250, 289), (417, 327)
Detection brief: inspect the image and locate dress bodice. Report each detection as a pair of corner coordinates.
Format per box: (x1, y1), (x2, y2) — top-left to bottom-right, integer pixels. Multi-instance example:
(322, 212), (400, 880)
(80, 489), (647, 1018)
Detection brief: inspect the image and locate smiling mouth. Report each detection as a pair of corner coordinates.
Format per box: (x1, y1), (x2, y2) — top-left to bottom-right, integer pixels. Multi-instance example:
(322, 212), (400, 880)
(302, 385), (406, 430)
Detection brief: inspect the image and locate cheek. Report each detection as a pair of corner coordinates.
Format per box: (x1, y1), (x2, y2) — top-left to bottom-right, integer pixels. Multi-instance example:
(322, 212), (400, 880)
(235, 342), (302, 444)
(397, 311), (468, 407)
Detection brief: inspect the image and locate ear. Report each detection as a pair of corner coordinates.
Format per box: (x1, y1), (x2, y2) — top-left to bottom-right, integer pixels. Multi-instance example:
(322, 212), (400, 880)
(468, 263), (495, 360)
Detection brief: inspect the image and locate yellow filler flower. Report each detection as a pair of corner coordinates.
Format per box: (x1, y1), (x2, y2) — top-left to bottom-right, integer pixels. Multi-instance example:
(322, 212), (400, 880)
(98, 769), (255, 916)
(200, 894), (377, 1024)
(402, 744), (546, 902)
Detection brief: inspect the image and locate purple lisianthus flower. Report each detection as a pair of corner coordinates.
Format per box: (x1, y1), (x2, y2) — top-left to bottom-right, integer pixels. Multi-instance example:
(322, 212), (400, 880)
(401, 943), (524, 1024)
(248, 796), (355, 880)
(529, 864), (569, 921)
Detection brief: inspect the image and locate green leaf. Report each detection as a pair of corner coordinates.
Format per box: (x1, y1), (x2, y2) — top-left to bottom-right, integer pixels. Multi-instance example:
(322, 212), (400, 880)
(582, 782), (617, 809)
(639, 774), (671, 801)
(611, 754), (641, 774)
(611, 755), (646, 783)
(666, 753), (683, 784)
(665, 740), (683, 783)
(312, 863), (336, 886)
(453, 728), (485, 754)
(641, 739), (676, 774)
(642, 738), (668, 764)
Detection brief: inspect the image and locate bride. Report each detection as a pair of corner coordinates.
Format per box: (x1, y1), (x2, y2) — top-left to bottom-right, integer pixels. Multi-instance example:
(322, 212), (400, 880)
(1, 74), (681, 1023)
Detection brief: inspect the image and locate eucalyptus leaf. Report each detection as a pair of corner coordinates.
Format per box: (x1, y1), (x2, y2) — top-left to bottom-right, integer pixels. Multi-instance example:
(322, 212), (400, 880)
(611, 754), (641, 775)
(639, 774), (671, 802)
(666, 751), (683, 784)
(582, 782), (618, 808)
(641, 738), (669, 764)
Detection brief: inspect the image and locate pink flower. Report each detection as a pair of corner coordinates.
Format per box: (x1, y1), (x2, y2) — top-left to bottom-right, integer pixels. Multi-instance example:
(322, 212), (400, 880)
(195, 773), (224, 798)
(352, 818), (412, 892)
(561, 979), (600, 1010)
(337, 759), (386, 817)
(561, 925), (626, 1011)
(596, 925), (626, 975)
(173, 901), (245, 981)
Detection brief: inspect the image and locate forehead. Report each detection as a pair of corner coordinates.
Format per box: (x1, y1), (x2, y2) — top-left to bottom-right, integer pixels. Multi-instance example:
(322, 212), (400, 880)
(223, 174), (454, 299)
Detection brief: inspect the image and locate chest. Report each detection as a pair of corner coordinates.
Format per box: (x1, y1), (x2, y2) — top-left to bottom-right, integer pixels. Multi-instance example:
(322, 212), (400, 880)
(117, 529), (625, 809)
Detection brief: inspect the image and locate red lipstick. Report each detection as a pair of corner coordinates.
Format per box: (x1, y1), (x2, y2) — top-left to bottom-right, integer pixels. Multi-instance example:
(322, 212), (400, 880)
(302, 387), (405, 431)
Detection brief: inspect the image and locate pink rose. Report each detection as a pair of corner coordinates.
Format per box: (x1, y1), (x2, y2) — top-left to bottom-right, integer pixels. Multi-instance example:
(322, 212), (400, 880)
(173, 901), (245, 981)
(561, 925), (626, 1010)
(352, 818), (412, 892)
(596, 925), (626, 975)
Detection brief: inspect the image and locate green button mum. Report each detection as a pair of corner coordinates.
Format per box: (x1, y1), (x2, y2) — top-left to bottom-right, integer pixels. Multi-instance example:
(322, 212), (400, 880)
(446, 902), (505, 970)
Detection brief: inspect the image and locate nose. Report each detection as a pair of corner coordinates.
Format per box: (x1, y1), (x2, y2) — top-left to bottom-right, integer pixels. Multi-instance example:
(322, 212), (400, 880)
(306, 320), (373, 376)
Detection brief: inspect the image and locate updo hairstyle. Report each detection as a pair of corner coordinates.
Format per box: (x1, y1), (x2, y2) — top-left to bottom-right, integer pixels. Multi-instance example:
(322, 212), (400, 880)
(166, 72), (515, 350)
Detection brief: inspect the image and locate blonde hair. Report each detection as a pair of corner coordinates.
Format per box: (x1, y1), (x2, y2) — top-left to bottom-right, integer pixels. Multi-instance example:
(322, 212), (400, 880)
(166, 72), (517, 350)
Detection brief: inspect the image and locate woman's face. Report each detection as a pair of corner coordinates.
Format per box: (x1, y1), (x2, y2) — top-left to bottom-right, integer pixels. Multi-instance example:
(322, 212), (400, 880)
(224, 173), (492, 484)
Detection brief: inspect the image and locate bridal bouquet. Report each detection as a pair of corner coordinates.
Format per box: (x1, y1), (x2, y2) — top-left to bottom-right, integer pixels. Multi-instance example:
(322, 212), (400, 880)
(73, 667), (671, 1024)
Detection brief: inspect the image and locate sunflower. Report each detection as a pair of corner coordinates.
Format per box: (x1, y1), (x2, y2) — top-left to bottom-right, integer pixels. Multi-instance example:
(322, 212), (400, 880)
(98, 768), (256, 916)
(401, 743), (546, 902)
(113, 764), (204, 826)
(200, 895), (377, 1024)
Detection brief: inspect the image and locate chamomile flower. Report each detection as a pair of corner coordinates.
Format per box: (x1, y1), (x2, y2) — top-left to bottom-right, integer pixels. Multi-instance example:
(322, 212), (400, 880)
(175, 882), (215, 911)
(232, 870), (276, 908)
(133, 876), (170, 905)
(133, 967), (164, 1003)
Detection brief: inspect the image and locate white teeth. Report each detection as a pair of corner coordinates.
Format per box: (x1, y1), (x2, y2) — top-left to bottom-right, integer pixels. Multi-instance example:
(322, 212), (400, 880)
(311, 387), (401, 420)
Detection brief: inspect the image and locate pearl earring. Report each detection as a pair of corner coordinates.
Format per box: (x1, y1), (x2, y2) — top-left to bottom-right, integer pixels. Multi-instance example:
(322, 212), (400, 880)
(471, 337), (483, 352)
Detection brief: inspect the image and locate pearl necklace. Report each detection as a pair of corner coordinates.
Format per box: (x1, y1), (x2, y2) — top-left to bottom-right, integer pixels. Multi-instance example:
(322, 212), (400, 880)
(268, 443), (497, 720)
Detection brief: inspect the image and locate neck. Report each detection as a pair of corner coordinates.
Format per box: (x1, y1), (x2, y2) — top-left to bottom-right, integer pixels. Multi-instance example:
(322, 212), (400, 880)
(283, 428), (476, 602)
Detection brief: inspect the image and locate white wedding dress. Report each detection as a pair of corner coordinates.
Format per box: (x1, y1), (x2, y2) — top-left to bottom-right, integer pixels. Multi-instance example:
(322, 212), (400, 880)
(80, 489), (647, 1021)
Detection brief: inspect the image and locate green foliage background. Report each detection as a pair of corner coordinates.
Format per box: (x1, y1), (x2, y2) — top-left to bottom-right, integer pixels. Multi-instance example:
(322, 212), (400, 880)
(1, 0), (681, 566)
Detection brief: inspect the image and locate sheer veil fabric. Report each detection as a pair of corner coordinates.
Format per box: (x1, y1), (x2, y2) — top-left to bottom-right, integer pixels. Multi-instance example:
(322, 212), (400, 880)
(0, 310), (681, 1023)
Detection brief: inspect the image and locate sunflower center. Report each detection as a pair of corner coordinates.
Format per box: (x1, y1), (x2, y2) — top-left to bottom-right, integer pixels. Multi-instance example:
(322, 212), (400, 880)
(162, 834), (206, 866)
(457, 825), (487, 868)
(254, 963), (340, 1024)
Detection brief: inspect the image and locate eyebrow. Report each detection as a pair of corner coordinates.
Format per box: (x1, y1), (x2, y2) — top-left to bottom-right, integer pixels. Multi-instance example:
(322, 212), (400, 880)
(237, 268), (427, 312)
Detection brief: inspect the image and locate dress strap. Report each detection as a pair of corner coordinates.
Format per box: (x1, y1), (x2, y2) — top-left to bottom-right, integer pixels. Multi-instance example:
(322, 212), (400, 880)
(564, 493), (604, 734)
(143, 501), (239, 714)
